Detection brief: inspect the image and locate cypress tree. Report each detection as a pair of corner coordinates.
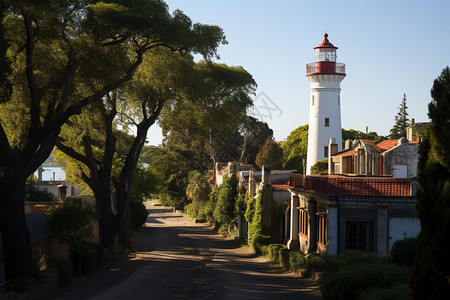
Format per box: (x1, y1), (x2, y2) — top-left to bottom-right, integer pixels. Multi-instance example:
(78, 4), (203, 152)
(213, 174), (238, 229)
(389, 93), (410, 139)
(412, 67), (450, 299)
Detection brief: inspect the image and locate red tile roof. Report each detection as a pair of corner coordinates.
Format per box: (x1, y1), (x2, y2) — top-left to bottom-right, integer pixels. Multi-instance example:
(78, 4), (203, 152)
(376, 139), (399, 150)
(272, 184), (291, 191)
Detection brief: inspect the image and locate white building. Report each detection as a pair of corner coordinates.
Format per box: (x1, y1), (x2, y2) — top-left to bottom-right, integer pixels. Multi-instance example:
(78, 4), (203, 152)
(306, 33), (346, 174)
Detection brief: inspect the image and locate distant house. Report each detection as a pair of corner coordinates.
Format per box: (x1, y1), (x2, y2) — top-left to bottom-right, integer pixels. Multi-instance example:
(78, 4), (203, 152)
(328, 137), (420, 178)
(286, 174), (420, 257)
(406, 118), (430, 142)
(34, 166), (81, 200)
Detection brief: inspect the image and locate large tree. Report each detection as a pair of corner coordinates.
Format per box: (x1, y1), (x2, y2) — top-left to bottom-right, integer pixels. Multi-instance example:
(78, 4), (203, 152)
(281, 124), (308, 171)
(389, 93), (410, 139)
(412, 67), (450, 299)
(0, 0), (224, 280)
(255, 139), (284, 170)
(160, 61), (256, 170)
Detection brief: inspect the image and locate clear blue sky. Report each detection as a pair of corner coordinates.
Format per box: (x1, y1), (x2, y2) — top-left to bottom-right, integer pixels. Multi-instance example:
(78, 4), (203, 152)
(147, 0), (450, 145)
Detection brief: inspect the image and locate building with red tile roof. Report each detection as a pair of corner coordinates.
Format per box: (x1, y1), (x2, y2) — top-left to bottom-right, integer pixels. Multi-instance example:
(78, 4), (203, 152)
(328, 137), (420, 178)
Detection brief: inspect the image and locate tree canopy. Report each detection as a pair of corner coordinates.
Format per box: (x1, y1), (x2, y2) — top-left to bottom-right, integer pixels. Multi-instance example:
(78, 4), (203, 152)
(255, 139), (284, 170)
(412, 67), (450, 299)
(0, 0), (226, 280)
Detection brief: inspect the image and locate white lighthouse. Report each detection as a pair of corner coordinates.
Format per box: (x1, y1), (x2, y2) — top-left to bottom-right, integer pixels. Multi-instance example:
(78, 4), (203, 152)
(305, 33), (346, 175)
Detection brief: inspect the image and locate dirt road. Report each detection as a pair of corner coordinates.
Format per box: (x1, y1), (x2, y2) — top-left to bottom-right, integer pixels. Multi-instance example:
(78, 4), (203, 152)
(50, 202), (322, 300)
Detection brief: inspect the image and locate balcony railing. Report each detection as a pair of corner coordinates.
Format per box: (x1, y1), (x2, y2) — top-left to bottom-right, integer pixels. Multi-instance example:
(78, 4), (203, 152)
(306, 62), (346, 75)
(289, 174), (412, 197)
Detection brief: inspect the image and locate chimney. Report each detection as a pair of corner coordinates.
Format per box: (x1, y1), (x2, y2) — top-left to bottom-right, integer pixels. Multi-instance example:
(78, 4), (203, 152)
(38, 166), (44, 182)
(262, 165), (271, 185)
(53, 172), (55, 181)
(248, 170), (256, 196)
(328, 137), (338, 174)
(345, 139), (352, 150)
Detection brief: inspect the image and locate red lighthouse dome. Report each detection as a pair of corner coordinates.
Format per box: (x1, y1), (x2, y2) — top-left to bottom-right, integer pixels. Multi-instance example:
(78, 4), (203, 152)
(306, 33), (346, 76)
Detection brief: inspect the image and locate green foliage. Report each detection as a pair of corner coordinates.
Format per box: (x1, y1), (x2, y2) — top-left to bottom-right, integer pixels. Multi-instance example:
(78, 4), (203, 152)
(129, 199), (148, 229)
(310, 159), (328, 175)
(255, 139), (284, 170)
(246, 190), (263, 247)
(306, 253), (326, 272)
(320, 262), (411, 300)
(48, 202), (95, 249)
(213, 174), (238, 229)
(267, 244), (286, 263)
(289, 251), (306, 272)
(360, 283), (412, 300)
(342, 128), (385, 144)
(7, 276), (37, 294)
(389, 93), (410, 139)
(412, 66), (450, 300)
(160, 61), (256, 170)
(185, 171), (212, 220)
(282, 124), (308, 171)
(325, 250), (377, 273)
(71, 241), (104, 276)
(47, 257), (73, 287)
(390, 237), (417, 266)
(240, 117), (274, 165)
(235, 185), (247, 216)
(279, 248), (290, 270)
(249, 234), (270, 256)
(25, 175), (56, 202)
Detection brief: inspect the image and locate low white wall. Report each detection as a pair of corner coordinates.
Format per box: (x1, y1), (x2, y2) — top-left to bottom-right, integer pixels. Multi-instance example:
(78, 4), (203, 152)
(388, 217), (421, 251)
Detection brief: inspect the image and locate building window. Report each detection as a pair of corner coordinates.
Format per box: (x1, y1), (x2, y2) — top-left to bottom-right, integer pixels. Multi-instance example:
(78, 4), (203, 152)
(312, 95), (315, 106)
(317, 213), (327, 246)
(299, 209), (308, 237)
(346, 222), (373, 251)
(338, 95), (340, 106)
(325, 118), (330, 127)
(324, 146), (329, 158)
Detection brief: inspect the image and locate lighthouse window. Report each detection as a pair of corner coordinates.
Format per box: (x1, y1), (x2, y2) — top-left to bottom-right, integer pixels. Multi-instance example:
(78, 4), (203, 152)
(325, 118), (330, 127)
(324, 146), (329, 158)
(338, 95), (340, 106)
(312, 95), (315, 106)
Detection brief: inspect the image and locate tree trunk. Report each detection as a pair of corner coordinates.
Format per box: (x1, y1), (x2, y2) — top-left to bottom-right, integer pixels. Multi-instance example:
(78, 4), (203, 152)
(114, 184), (131, 249)
(91, 182), (115, 248)
(0, 176), (33, 281)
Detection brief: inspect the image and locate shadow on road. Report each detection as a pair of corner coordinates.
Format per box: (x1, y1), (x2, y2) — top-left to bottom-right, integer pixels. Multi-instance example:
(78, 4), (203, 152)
(50, 205), (322, 300)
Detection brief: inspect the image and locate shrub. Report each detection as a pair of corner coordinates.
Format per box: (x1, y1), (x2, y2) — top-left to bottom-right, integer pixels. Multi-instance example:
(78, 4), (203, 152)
(47, 257), (73, 287)
(268, 244), (286, 263)
(289, 251), (306, 272)
(130, 198), (148, 229)
(306, 253), (326, 272)
(247, 191), (263, 246)
(360, 283), (413, 300)
(71, 241), (104, 276)
(48, 202), (94, 248)
(390, 237), (417, 266)
(279, 248), (290, 270)
(320, 262), (411, 300)
(325, 250), (377, 273)
(7, 277), (37, 293)
(250, 234), (270, 255)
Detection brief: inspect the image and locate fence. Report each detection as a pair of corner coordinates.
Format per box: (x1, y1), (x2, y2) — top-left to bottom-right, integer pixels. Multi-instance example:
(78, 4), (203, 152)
(289, 174), (412, 196)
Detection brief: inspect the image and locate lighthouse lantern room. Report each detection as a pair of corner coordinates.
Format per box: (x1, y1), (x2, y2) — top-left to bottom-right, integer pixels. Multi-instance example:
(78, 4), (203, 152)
(305, 33), (346, 175)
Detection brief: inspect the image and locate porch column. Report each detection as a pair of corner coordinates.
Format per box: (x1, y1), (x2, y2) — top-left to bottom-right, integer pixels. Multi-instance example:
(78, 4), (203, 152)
(287, 194), (299, 250)
(327, 205), (338, 255)
(307, 200), (317, 252)
(376, 205), (388, 258)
